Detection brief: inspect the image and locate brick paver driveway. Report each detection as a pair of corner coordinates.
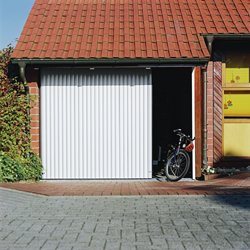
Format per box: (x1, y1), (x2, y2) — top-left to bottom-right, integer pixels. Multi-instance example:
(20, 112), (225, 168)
(0, 172), (249, 196)
(1, 173), (250, 250)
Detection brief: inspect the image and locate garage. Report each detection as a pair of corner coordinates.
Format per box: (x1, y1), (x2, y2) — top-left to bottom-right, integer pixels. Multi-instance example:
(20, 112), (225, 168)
(41, 68), (152, 179)
(12, 0), (250, 181)
(41, 67), (194, 179)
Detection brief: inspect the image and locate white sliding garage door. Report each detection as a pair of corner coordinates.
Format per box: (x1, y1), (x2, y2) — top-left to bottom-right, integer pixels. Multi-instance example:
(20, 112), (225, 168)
(41, 68), (152, 179)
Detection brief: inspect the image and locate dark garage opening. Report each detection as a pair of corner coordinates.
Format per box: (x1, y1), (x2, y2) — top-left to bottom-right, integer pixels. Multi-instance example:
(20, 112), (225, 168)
(152, 67), (193, 178)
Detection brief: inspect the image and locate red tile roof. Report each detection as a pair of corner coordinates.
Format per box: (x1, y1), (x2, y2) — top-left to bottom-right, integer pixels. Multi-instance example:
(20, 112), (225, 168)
(12, 0), (250, 60)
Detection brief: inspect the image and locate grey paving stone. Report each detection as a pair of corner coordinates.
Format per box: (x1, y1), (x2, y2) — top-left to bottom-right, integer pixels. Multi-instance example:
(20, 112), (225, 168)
(177, 231), (196, 240)
(209, 238), (234, 248)
(166, 241), (186, 250)
(89, 239), (106, 248)
(6, 244), (29, 250)
(104, 242), (121, 249)
(27, 238), (46, 248)
(244, 241), (250, 248)
(149, 235), (167, 246)
(227, 240), (250, 250)
(1, 188), (250, 250)
(62, 232), (79, 242)
(230, 229), (250, 238)
(15, 234), (35, 244)
(71, 243), (90, 250)
(148, 224), (164, 234)
(135, 232), (151, 243)
(50, 229), (67, 238)
(121, 230), (136, 241)
(136, 247), (165, 250)
(3, 232), (24, 243)
(40, 240), (59, 250)
(0, 243), (11, 250)
(183, 240), (203, 250)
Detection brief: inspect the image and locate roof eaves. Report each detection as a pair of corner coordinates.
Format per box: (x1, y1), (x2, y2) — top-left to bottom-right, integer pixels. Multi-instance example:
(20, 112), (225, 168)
(11, 57), (209, 66)
(201, 34), (250, 40)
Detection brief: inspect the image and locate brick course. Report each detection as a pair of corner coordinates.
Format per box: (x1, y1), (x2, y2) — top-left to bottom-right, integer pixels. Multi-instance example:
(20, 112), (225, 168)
(207, 61), (214, 167)
(27, 68), (40, 156)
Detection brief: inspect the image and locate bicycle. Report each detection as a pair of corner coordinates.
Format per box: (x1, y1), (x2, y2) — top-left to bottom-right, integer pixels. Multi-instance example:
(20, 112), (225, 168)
(164, 129), (196, 181)
(154, 129), (195, 181)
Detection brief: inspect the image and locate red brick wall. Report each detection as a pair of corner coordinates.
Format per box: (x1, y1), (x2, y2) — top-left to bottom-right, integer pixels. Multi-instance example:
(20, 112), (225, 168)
(26, 68), (40, 156)
(213, 59), (223, 163)
(206, 53), (224, 167)
(207, 62), (214, 167)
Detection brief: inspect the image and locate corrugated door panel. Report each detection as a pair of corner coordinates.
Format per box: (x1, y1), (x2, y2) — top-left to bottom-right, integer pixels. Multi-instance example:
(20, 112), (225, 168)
(41, 68), (152, 179)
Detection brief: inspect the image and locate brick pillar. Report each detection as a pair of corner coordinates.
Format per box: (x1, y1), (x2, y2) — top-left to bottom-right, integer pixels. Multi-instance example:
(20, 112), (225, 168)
(26, 68), (40, 156)
(207, 61), (214, 167)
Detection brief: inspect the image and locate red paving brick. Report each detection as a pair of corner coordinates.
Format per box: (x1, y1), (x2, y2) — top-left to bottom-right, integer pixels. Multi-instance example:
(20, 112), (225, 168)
(0, 172), (249, 196)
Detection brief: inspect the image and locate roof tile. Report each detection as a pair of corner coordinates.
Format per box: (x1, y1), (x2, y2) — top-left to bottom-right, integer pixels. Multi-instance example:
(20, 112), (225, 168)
(36, 41), (44, 51)
(12, 0), (250, 61)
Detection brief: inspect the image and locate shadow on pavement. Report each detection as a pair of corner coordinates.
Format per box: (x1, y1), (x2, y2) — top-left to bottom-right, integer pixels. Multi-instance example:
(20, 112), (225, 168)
(205, 194), (250, 210)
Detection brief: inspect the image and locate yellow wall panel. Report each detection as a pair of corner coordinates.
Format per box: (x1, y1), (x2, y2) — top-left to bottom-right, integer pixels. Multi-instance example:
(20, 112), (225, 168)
(224, 93), (250, 117)
(226, 68), (249, 83)
(224, 123), (250, 157)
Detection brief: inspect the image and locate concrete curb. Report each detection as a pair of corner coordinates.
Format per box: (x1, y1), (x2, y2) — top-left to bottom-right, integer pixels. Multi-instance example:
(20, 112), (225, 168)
(0, 187), (45, 198)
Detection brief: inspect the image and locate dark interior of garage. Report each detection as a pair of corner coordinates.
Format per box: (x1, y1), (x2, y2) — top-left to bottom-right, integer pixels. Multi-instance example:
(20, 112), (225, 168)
(152, 67), (193, 178)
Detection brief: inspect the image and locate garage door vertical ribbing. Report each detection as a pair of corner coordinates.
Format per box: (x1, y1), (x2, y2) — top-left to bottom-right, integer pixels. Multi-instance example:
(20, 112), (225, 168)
(41, 68), (152, 179)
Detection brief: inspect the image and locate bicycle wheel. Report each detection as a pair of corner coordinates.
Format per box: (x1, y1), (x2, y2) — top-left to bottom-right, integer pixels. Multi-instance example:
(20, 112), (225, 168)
(165, 149), (190, 181)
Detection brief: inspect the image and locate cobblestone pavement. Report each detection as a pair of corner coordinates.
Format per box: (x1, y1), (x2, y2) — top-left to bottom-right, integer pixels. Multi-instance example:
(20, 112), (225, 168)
(1, 188), (250, 250)
(0, 172), (249, 196)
